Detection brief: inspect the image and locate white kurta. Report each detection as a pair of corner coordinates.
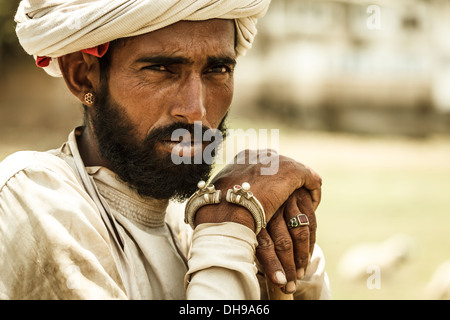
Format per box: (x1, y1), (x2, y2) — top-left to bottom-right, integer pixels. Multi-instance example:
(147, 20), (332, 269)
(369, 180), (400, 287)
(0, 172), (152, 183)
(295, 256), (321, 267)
(0, 128), (329, 300)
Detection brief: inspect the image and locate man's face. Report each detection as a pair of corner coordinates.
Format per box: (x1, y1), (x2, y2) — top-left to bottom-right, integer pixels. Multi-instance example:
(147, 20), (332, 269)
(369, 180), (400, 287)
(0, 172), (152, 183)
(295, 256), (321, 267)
(90, 19), (236, 201)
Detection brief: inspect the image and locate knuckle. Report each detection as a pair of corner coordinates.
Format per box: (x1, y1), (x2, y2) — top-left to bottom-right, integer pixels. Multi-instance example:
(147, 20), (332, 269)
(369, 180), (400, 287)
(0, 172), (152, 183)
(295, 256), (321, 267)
(308, 167), (322, 185)
(292, 228), (309, 242)
(317, 175), (323, 186)
(257, 236), (274, 250)
(274, 238), (293, 252)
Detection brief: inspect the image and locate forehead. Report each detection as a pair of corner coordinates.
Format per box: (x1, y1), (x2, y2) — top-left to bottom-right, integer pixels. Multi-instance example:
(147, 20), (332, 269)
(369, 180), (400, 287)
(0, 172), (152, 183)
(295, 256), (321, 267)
(111, 19), (236, 64)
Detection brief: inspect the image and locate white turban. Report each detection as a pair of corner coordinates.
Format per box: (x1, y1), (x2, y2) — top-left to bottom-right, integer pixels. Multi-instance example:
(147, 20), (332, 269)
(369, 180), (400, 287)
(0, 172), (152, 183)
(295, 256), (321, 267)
(15, 0), (271, 77)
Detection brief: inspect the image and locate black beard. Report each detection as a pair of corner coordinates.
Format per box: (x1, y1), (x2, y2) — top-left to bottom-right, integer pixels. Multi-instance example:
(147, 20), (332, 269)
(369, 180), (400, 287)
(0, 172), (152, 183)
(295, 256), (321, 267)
(90, 84), (227, 202)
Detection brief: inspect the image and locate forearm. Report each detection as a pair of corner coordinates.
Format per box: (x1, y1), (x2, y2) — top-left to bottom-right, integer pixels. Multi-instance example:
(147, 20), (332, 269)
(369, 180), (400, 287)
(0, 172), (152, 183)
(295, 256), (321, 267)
(185, 222), (260, 300)
(194, 200), (256, 232)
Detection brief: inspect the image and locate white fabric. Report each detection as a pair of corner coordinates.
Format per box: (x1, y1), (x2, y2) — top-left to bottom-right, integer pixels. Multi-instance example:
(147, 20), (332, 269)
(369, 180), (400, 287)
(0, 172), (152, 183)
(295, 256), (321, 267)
(186, 223), (259, 299)
(14, 0), (271, 77)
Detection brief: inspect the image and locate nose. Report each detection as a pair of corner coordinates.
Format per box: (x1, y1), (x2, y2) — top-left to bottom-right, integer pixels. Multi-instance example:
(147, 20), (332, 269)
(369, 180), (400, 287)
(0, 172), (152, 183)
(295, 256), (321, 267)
(169, 74), (206, 124)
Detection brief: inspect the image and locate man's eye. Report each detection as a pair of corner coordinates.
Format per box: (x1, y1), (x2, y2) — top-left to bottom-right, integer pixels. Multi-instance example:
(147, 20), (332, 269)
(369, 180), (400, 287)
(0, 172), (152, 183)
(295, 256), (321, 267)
(207, 66), (231, 74)
(144, 65), (168, 72)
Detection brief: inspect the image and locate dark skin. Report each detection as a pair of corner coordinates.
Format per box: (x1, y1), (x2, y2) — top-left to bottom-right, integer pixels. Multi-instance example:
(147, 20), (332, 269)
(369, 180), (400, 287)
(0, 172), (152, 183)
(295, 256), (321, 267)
(58, 19), (322, 295)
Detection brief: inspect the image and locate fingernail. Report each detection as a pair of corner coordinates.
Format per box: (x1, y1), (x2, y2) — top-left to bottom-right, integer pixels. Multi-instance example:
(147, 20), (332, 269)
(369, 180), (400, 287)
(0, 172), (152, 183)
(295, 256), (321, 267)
(286, 281), (296, 293)
(275, 271), (287, 284)
(297, 268), (305, 279)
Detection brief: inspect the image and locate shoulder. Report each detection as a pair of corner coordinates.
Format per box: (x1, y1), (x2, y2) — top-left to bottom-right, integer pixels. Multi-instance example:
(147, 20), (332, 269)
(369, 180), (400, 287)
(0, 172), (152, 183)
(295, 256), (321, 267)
(0, 149), (108, 248)
(0, 152), (124, 299)
(0, 150), (80, 192)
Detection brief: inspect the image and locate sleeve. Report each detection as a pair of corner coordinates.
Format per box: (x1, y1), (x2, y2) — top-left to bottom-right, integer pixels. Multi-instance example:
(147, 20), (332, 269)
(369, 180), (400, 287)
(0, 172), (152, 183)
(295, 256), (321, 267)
(0, 151), (127, 299)
(185, 222), (260, 300)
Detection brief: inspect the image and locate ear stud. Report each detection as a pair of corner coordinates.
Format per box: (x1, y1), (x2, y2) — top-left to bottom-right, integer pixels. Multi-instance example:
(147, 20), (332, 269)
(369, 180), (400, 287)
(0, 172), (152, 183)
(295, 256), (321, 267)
(84, 92), (94, 105)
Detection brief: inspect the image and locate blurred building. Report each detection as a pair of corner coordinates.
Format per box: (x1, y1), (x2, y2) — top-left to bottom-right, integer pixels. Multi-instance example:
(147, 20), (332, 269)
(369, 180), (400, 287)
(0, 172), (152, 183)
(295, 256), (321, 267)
(234, 0), (450, 136)
(2, 0), (450, 139)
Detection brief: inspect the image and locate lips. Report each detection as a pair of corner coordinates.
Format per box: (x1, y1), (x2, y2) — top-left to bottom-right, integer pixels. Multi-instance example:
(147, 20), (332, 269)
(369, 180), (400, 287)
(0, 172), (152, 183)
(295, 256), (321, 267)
(160, 137), (205, 158)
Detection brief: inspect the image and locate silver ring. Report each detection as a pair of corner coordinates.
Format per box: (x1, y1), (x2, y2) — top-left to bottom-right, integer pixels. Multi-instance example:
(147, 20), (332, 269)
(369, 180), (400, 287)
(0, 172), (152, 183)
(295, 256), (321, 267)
(287, 213), (309, 228)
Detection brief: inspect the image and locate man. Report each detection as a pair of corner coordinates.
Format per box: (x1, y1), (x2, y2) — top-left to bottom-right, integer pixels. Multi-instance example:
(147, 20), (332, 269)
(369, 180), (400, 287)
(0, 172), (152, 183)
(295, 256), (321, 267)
(0, 0), (330, 299)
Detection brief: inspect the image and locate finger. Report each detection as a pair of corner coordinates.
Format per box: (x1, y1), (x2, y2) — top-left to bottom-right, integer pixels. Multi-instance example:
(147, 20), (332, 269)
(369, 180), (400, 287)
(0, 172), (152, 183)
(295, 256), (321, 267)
(256, 228), (287, 288)
(303, 166), (322, 211)
(266, 210), (297, 294)
(296, 188), (317, 257)
(292, 163), (322, 211)
(284, 192), (311, 278)
(309, 188), (321, 212)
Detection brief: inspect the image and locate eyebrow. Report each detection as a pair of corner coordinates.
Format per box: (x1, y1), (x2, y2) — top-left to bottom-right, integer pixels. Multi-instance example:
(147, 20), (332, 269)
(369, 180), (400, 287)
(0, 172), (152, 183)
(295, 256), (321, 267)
(136, 56), (190, 65)
(207, 56), (237, 67)
(135, 55), (237, 67)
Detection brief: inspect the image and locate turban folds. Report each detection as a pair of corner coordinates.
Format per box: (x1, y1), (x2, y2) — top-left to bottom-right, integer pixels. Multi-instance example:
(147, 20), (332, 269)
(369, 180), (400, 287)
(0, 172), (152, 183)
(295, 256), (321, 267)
(15, 0), (271, 77)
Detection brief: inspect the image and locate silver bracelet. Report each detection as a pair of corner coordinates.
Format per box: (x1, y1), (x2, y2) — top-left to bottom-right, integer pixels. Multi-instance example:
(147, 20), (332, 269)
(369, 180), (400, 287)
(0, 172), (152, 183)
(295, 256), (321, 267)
(226, 182), (267, 235)
(184, 181), (221, 229)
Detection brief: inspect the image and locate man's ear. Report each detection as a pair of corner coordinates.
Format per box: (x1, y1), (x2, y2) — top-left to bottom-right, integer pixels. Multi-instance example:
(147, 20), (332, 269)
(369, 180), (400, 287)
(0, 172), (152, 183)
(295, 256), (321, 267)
(58, 52), (101, 105)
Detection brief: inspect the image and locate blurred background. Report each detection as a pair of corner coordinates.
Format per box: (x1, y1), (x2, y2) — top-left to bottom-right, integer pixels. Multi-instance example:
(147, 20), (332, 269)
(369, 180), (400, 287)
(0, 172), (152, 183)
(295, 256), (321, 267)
(1, 0), (449, 299)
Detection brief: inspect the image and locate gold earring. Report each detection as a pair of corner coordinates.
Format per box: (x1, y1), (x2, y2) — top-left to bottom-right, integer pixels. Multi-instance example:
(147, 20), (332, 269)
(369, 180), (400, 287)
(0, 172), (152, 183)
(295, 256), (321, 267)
(84, 92), (94, 105)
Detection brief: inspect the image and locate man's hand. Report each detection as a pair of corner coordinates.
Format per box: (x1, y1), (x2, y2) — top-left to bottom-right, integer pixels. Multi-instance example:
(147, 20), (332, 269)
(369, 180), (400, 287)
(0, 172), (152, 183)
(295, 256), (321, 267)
(209, 150), (321, 218)
(194, 149), (322, 293)
(256, 188), (317, 294)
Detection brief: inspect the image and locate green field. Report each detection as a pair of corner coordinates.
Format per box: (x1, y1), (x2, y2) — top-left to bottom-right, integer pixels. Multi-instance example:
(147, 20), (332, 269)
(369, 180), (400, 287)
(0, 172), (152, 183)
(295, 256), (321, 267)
(1, 119), (449, 300)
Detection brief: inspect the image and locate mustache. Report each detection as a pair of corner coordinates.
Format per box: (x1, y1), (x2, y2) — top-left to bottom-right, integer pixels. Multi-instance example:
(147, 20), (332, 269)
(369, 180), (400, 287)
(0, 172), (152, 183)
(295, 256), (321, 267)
(144, 122), (226, 144)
